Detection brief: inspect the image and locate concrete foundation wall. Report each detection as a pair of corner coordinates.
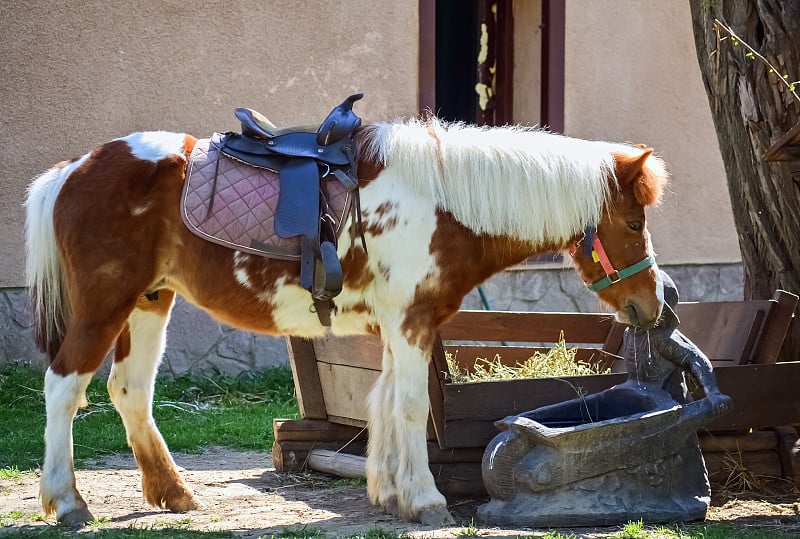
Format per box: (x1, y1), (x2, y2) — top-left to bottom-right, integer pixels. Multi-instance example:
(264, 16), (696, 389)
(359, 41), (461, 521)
(1, 264), (743, 376)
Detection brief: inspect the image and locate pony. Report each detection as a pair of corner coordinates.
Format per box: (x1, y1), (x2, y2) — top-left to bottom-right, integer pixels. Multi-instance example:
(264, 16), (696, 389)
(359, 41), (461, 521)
(25, 116), (668, 526)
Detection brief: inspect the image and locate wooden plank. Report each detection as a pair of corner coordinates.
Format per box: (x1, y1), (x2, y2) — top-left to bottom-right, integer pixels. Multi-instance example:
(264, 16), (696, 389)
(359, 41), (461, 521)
(428, 334), (449, 449)
(704, 450), (784, 480)
(756, 290), (799, 364)
(317, 362), (379, 422)
(675, 301), (769, 364)
(439, 310), (614, 344)
(430, 462), (486, 498)
(709, 362), (800, 431)
(439, 362), (800, 449)
(602, 294), (797, 365)
(443, 373), (625, 422)
(287, 337), (327, 419)
(427, 443), (485, 464)
(698, 430), (778, 453)
(312, 334), (383, 370)
(326, 415), (368, 429)
(273, 418), (367, 443)
(602, 321), (627, 357)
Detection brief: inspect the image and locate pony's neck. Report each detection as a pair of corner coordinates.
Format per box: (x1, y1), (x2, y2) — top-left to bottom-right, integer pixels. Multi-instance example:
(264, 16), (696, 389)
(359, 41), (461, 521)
(360, 119), (616, 246)
(432, 210), (577, 290)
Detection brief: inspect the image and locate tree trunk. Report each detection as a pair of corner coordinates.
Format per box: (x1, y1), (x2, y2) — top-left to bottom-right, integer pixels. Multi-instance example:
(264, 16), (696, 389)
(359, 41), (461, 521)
(690, 0), (800, 359)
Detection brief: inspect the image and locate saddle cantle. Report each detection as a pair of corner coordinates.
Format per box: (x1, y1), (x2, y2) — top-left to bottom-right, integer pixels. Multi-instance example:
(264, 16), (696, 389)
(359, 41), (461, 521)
(181, 94), (365, 323)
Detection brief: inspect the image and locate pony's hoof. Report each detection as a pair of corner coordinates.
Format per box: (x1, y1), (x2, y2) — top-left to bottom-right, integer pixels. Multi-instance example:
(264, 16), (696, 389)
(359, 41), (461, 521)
(58, 507), (95, 527)
(166, 494), (199, 513)
(418, 506), (455, 527)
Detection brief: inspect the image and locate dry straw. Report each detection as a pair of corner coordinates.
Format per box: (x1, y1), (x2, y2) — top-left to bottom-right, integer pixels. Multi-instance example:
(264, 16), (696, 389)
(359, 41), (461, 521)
(446, 331), (608, 383)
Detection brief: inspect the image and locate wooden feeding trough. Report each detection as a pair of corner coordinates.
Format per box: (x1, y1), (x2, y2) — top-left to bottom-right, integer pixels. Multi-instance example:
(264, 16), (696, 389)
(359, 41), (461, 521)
(273, 290), (800, 495)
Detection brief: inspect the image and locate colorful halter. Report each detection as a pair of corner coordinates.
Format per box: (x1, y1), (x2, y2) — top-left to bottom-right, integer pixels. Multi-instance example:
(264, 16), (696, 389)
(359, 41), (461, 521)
(582, 226), (654, 292)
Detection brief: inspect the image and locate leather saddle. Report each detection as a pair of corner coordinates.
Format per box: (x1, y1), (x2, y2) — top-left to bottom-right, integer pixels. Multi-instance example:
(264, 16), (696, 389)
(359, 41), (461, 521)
(215, 93), (364, 322)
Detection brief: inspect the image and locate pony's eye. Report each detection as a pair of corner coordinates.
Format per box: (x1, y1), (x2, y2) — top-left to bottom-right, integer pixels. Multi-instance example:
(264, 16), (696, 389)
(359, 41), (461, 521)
(627, 221), (643, 232)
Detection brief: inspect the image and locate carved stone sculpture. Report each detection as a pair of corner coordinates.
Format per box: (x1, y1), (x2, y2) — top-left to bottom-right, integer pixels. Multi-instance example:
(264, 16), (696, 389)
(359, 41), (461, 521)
(478, 271), (732, 526)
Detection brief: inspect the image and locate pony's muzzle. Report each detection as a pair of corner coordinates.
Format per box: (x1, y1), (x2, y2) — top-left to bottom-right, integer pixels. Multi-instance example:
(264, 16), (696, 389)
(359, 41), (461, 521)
(620, 298), (663, 329)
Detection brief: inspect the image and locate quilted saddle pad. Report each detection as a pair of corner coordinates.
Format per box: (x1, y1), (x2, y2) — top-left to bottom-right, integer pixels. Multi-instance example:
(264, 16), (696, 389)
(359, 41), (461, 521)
(181, 136), (352, 260)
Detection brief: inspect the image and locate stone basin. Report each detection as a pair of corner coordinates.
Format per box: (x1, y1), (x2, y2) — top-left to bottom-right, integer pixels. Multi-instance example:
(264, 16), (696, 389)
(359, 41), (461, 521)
(478, 382), (718, 527)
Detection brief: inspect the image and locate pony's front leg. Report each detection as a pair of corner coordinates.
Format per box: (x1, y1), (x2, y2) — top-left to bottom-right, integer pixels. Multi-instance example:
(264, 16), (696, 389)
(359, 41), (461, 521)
(367, 333), (454, 526)
(39, 368), (95, 526)
(366, 347), (399, 512)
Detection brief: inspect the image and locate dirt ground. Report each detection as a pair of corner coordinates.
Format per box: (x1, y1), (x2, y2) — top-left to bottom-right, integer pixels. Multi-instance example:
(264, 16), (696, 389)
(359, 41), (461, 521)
(2, 447), (799, 538)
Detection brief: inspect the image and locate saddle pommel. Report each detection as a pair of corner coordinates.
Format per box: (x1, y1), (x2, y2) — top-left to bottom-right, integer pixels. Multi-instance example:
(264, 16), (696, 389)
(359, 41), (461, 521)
(316, 93), (364, 146)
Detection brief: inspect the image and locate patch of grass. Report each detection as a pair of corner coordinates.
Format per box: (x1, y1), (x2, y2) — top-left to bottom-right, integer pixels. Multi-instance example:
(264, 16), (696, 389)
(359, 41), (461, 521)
(87, 516), (112, 528)
(1, 510), (32, 526)
(280, 471), (367, 491)
(454, 518), (482, 537)
(542, 532), (577, 539)
(0, 364), (299, 470)
(263, 526), (325, 538)
(619, 519), (645, 538)
(259, 528), (411, 539)
(152, 516), (192, 529)
(327, 476), (367, 488)
(604, 522), (800, 539)
(684, 522), (800, 539)
(0, 526), (238, 538)
(342, 530), (413, 539)
(0, 467), (35, 482)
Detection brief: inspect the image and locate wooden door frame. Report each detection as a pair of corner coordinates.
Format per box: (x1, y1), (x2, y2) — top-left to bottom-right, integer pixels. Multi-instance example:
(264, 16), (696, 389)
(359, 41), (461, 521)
(418, 0), (564, 128)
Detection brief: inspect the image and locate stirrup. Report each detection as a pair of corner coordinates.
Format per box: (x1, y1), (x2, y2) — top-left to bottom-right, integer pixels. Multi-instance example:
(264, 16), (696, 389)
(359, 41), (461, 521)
(312, 241), (343, 300)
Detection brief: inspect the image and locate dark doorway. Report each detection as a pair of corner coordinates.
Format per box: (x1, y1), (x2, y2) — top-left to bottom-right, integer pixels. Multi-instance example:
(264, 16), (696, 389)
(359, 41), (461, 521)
(435, 1), (480, 123)
(430, 0), (513, 126)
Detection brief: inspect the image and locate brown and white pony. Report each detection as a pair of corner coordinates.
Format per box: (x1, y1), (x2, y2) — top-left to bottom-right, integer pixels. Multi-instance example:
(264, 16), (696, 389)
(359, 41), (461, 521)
(25, 118), (667, 526)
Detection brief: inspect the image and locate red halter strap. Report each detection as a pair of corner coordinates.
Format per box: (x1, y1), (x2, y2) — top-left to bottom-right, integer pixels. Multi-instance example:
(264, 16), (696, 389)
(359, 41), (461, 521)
(573, 226), (655, 292)
(591, 234), (618, 277)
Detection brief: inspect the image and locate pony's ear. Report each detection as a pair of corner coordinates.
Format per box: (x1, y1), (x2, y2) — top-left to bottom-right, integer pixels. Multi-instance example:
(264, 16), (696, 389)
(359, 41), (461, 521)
(613, 148), (666, 206)
(614, 148), (652, 186)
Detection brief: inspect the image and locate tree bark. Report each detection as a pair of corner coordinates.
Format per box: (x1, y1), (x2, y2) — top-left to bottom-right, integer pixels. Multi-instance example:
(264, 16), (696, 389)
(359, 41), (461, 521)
(690, 0), (800, 359)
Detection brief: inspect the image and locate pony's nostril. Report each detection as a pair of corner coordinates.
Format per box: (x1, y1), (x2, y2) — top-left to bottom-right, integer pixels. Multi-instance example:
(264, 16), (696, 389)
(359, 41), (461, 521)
(624, 303), (641, 327)
(625, 301), (662, 329)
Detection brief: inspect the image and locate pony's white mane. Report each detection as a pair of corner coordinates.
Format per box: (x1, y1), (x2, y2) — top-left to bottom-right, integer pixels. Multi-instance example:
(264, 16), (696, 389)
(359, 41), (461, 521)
(360, 118), (635, 245)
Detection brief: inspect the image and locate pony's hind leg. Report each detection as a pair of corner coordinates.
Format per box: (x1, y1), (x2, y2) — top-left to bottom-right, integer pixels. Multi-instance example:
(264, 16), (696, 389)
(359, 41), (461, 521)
(106, 291), (197, 513)
(39, 311), (131, 525)
(39, 368), (94, 526)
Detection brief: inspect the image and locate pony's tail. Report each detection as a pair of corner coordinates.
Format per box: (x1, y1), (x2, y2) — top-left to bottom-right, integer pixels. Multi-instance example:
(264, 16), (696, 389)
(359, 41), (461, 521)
(25, 161), (77, 361)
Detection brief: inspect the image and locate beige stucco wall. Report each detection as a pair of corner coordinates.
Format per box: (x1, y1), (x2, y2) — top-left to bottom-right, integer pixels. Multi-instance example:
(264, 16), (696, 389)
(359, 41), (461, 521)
(0, 1), (418, 287)
(1, 0), (740, 289)
(513, 0), (542, 126)
(564, 1), (740, 265)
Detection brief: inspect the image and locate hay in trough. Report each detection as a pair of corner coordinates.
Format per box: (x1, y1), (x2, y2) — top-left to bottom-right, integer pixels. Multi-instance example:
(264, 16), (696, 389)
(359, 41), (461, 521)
(446, 332), (608, 383)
